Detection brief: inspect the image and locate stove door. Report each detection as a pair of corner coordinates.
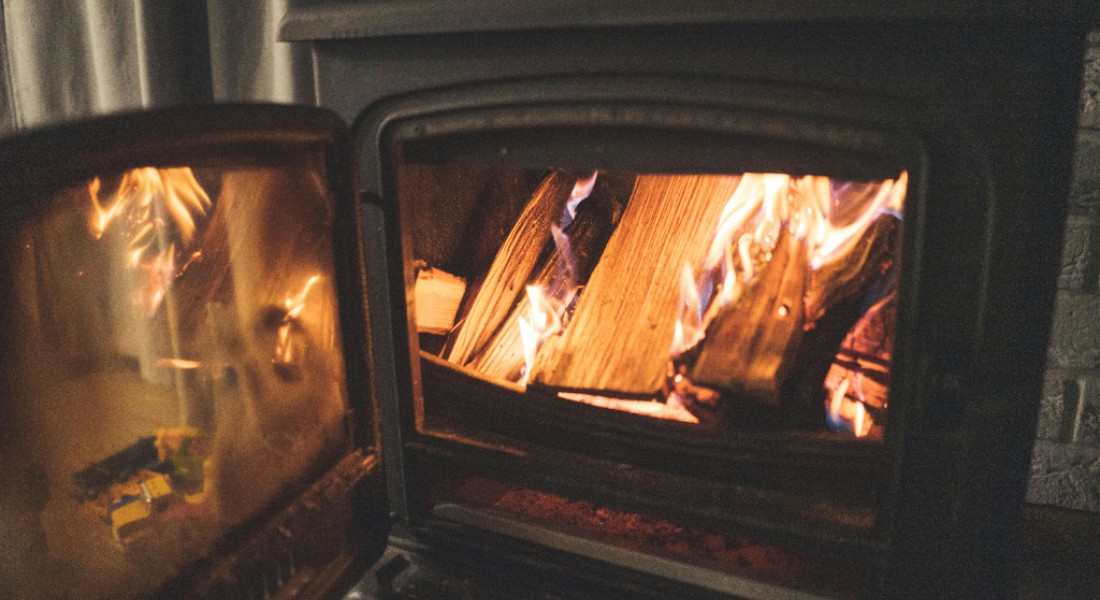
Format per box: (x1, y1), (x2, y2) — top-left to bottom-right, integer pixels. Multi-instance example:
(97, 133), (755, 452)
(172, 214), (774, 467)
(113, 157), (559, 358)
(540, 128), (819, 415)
(0, 105), (388, 600)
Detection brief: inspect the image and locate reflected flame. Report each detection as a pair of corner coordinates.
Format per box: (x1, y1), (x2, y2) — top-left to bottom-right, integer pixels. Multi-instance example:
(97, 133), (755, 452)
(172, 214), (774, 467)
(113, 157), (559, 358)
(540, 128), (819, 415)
(88, 167), (212, 316)
(285, 275), (320, 319)
(157, 358), (202, 369)
(88, 177), (120, 240)
(274, 275), (322, 369)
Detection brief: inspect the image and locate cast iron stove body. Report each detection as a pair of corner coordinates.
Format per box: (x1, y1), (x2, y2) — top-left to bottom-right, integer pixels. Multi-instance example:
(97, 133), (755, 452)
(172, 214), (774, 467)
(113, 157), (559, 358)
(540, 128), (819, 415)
(283, 3), (1097, 598)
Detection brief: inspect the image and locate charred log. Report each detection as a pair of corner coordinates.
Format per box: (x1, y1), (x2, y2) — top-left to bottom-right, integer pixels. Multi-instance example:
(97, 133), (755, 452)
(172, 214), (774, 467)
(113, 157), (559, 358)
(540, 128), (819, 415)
(690, 229), (809, 406)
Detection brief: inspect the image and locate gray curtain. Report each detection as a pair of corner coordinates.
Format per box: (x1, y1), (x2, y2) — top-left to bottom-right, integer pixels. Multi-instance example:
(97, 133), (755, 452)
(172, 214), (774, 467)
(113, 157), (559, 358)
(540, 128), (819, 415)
(0, 0), (313, 133)
(207, 0), (314, 104)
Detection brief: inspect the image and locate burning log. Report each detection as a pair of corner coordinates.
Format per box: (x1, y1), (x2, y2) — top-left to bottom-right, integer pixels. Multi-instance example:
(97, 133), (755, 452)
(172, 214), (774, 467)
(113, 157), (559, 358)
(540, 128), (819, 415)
(530, 174), (742, 397)
(804, 216), (898, 325)
(468, 191), (620, 380)
(780, 219), (899, 429)
(689, 230), (809, 404)
(446, 172), (574, 365)
(824, 285), (897, 434)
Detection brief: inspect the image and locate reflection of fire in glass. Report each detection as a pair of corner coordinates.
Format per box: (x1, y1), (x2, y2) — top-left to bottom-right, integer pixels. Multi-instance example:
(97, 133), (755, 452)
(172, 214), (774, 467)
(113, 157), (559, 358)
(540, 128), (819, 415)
(411, 167), (905, 437)
(0, 162), (348, 599)
(273, 274), (322, 380)
(88, 167), (211, 317)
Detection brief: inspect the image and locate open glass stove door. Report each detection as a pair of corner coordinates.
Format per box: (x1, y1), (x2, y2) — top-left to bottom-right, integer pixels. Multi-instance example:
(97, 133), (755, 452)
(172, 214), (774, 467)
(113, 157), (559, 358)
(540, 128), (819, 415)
(0, 105), (389, 600)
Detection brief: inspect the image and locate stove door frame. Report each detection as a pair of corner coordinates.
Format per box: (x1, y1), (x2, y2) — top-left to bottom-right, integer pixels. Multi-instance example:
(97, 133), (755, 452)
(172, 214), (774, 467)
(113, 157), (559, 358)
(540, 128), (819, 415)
(0, 104), (391, 600)
(353, 74), (956, 591)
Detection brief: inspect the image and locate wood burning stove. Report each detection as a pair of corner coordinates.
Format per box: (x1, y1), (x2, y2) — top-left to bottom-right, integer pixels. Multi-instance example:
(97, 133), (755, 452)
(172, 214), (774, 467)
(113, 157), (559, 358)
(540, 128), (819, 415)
(0, 3), (1097, 600)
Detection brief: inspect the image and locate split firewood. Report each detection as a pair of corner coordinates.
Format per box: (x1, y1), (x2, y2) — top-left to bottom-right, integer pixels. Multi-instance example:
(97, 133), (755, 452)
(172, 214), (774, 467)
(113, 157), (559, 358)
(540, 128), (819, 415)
(413, 266), (467, 335)
(446, 171), (574, 366)
(529, 174), (742, 397)
(690, 229), (810, 404)
(824, 288), (897, 413)
(456, 170), (539, 277)
(803, 216), (898, 325)
(468, 192), (620, 380)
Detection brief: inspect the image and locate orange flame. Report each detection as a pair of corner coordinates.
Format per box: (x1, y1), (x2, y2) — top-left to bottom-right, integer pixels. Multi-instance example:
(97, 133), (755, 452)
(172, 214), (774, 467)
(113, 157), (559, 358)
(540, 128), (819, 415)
(670, 263), (704, 356)
(89, 167), (212, 317)
(678, 172), (906, 342)
(518, 285), (566, 386)
(563, 171), (599, 227)
(514, 173), (597, 386)
(668, 171), (905, 434)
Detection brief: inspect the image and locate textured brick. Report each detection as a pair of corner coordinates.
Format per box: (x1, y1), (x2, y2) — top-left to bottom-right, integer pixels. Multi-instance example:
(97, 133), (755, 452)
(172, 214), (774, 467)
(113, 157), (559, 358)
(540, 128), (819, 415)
(1076, 375), (1100, 445)
(1057, 216), (1096, 291)
(1046, 291), (1100, 370)
(1027, 441), (1100, 512)
(1068, 131), (1100, 216)
(1081, 44), (1100, 129)
(1036, 375), (1070, 441)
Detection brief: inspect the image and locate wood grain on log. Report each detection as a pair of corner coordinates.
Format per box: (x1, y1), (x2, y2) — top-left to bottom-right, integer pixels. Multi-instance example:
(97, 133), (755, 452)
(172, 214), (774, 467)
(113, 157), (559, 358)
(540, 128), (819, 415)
(690, 229), (809, 405)
(446, 172), (573, 366)
(468, 193), (619, 380)
(824, 290), (896, 412)
(530, 174), (741, 397)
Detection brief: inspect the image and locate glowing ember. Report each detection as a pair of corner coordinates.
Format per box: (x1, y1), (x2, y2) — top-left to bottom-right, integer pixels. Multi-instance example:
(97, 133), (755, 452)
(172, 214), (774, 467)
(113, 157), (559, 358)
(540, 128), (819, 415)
(558, 392), (699, 424)
(823, 286), (895, 438)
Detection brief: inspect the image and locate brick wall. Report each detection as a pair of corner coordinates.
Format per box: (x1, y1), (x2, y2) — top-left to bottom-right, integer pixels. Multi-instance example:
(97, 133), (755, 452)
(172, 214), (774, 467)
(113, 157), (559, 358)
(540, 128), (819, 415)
(1027, 31), (1100, 512)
